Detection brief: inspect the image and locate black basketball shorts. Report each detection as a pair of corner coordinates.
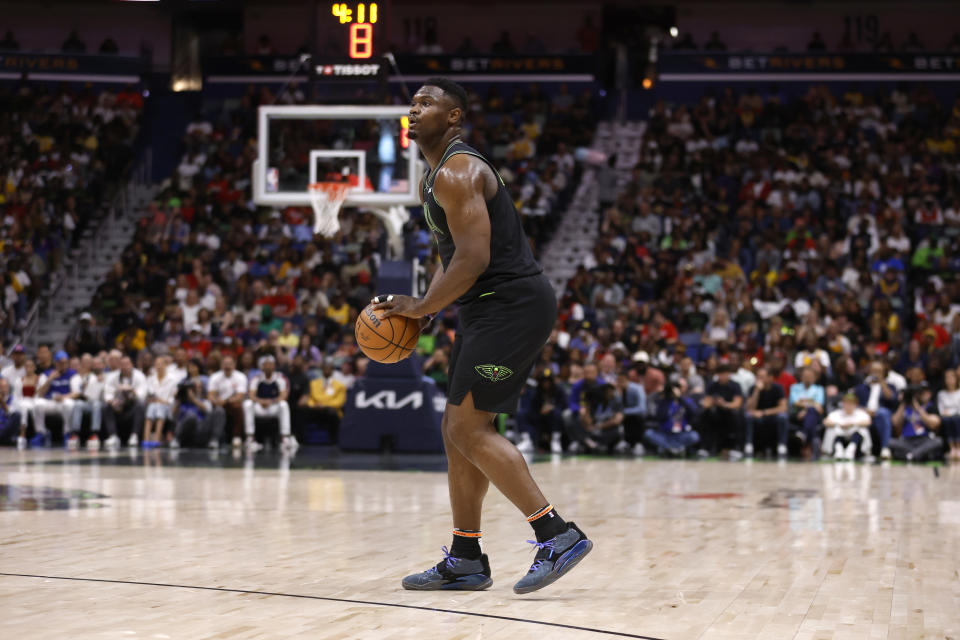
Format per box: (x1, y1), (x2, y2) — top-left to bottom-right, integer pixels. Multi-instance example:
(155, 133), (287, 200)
(447, 273), (557, 415)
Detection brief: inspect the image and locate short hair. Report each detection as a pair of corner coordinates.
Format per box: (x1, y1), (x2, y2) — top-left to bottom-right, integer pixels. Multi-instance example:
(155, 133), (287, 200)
(422, 77), (468, 115)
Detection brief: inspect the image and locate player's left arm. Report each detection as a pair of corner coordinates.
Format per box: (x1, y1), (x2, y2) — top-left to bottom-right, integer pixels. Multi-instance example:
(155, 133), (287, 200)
(376, 155), (490, 318)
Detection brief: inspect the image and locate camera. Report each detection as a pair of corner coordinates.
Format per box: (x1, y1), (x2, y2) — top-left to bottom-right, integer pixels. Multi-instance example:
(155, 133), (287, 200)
(902, 384), (928, 405)
(177, 378), (198, 404)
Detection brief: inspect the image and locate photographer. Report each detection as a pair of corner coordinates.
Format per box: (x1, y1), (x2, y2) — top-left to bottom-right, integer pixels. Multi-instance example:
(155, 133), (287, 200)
(563, 382), (624, 453)
(644, 378), (700, 456)
(517, 368), (567, 454)
(889, 382), (943, 462)
(171, 360), (219, 449)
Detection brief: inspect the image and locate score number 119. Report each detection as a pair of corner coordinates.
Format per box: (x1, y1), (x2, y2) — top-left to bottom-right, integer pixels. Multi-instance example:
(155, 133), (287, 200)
(332, 3), (379, 59)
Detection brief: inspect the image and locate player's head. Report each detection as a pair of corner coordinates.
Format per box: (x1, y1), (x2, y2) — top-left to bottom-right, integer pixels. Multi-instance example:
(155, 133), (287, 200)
(408, 77), (468, 142)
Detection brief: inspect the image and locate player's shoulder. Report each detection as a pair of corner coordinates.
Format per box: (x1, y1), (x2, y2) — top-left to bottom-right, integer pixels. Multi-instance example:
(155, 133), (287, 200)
(433, 153), (493, 196)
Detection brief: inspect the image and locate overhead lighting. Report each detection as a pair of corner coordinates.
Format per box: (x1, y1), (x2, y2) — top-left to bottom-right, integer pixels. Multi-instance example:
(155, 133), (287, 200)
(669, 26), (678, 38)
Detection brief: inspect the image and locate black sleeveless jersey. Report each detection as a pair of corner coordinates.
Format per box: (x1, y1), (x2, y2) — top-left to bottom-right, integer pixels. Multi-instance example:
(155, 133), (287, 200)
(421, 140), (542, 304)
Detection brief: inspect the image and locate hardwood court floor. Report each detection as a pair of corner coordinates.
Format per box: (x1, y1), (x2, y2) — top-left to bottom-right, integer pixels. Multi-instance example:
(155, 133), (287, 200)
(1, 448), (957, 640)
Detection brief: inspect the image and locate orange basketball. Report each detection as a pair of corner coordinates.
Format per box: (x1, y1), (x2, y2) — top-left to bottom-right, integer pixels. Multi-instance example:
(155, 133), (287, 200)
(355, 304), (420, 363)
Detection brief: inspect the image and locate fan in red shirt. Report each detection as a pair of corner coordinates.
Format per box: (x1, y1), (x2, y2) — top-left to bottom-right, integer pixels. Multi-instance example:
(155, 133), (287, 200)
(181, 328), (212, 358)
(651, 310), (678, 344)
(256, 282), (298, 318)
(769, 352), (796, 396)
(913, 321), (949, 349)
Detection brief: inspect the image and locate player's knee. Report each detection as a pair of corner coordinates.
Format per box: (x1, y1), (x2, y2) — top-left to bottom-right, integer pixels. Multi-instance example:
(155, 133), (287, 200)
(444, 414), (474, 450)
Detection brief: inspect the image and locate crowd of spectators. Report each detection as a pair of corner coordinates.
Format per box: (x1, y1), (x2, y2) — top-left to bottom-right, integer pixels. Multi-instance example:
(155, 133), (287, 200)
(0, 82), (142, 341)
(3, 75), (959, 465)
(508, 83), (960, 463)
(0, 80), (587, 451)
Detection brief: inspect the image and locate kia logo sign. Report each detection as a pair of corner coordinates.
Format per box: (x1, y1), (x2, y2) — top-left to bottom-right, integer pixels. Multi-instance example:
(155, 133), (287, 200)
(355, 390), (423, 410)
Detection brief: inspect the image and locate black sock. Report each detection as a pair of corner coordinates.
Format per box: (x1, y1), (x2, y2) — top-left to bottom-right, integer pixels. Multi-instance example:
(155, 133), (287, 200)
(450, 529), (482, 559)
(527, 504), (567, 542)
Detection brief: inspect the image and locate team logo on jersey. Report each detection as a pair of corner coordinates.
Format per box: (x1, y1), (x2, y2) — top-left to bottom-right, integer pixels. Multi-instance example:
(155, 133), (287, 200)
(475, 364), (513, 382)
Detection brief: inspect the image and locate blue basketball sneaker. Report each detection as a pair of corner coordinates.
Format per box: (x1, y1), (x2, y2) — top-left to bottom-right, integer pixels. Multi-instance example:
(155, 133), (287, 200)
(402, 546), (492, 591)
(513, 522), (593, 594)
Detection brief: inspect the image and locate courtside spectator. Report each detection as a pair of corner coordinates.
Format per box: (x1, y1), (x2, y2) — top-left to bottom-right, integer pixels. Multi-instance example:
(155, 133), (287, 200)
(517, 369), (567, 454)
(616, 369), (647, 456)
(171, 360), (219, 449)
(645, 381), (700, 456)
(822, 393), (873, 460)
(564, 383), (624, 453)
(208, 355), (248, 448)
(13, 359), (39, 448)
(296, 358), (346, 444)
(938, 369), (960, 461)
(699, 365), (744, 459)
(0, 379), (21, 446)
(36, 351), (77, 447)
(853, 361), (898, 459)
(788, 367), (825, 458)
(745, 367), (788, 458)
(143, 356), (182, 447)
(889, 384), (942, 461)
(243, 355), (296, 451)
(70, 355), (106, 450)
(103, 356), (147, 447)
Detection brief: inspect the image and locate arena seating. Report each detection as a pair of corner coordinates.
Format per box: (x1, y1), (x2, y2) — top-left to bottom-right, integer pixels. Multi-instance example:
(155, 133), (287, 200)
(2, 77), (959, 463)
(0, 83), (141, 342)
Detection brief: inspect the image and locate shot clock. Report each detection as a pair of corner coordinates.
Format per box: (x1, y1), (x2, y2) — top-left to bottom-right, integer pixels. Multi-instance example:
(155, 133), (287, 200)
(331, 2), (381, 59)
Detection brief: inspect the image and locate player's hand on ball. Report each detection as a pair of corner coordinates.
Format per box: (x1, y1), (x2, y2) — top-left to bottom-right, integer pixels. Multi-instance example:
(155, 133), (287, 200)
(371, 294), (423, 319)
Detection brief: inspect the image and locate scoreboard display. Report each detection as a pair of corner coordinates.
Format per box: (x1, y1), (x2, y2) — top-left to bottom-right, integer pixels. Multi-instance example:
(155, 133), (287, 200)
(330, 2), (381, 59)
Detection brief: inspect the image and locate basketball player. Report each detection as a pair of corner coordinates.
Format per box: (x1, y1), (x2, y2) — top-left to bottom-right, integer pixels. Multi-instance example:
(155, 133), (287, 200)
(372, 78), (592, 594)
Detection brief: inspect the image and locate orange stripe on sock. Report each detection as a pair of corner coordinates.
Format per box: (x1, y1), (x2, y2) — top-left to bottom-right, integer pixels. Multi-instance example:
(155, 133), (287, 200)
(526, 504), (553, 522)
(452, 529), (482, 538)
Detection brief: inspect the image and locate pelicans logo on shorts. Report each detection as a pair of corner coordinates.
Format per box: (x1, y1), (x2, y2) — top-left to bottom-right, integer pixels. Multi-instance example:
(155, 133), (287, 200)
(475, 364), (513, 382)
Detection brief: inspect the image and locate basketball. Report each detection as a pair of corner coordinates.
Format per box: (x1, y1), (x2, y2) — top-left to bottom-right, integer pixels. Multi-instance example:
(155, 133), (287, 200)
(355, 303), (420, 363)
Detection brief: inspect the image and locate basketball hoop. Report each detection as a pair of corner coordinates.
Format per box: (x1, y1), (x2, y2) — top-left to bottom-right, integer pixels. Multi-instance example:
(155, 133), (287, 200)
(308, 182), (352, 237)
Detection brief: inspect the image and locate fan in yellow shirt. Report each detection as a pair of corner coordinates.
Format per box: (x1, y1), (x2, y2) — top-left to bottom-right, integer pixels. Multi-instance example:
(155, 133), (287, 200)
(299, 361), (347, 413)
(297, 360), (347, 441)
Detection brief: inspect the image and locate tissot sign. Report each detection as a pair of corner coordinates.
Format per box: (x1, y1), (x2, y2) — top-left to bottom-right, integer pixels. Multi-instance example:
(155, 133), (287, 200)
(314, 63), (381, 76)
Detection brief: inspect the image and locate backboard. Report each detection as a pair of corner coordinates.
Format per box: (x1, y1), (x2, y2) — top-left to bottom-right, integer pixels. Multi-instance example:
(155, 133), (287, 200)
(253, 105), (422, 208)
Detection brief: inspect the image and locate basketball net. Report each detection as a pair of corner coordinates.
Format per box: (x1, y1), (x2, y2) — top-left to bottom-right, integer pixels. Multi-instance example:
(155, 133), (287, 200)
(308, 182), (351, 237)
